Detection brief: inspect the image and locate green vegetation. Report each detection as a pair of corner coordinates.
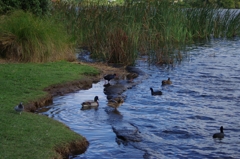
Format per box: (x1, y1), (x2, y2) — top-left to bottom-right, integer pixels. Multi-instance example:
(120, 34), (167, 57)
(186, 8), (240, 38)
(0, 10), (75, 62)
(0, 0), (51, 16)
(0, 0), (240, 158)
(0, 61), (99, 158)
(51, 0), (240, 65)
(180, 0), (240, 9)
(70, 0), (240, 8)
(1, 0), (240, 65)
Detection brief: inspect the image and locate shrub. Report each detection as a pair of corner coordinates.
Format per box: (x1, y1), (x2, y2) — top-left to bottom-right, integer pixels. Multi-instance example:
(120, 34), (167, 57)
(0, 0), (51, 16)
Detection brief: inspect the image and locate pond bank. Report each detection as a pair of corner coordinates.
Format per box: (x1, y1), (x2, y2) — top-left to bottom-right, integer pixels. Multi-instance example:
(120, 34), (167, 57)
(1, 60), (142, 159)
(26, 62), (134, 112)
(27, 62), (143, 158)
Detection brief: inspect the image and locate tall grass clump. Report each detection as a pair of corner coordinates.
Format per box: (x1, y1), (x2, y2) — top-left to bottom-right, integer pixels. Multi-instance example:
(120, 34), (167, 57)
(51, 0), (189, 65)
(185, 7), (216, 38)
(51, 2), (141, 65)
(83, 6), (141, 65)
(50, 0), (240, 66)
(0, 10), (75, 62)
(135, 1), (190, 64)
(215, 9), (240, 37)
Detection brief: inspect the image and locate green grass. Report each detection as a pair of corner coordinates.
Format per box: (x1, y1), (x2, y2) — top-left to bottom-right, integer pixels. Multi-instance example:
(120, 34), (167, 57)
(0, 61), (99, 159)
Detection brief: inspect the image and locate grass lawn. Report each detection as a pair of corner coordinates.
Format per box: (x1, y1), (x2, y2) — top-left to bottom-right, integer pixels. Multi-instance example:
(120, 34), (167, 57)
(0, 61), (99, 159)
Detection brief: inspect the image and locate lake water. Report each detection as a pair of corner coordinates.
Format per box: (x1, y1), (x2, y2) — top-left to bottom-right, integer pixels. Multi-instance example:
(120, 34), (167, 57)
(41, 37), (240, 158)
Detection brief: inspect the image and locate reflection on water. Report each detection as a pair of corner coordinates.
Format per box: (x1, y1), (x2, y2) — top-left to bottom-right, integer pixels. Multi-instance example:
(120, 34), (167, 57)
(41, 38), (240, 159)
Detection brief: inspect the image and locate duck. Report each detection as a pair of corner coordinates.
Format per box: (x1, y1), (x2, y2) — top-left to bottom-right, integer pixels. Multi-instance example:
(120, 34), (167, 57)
(14, 102), (24, 115)
(162, 78), (172, 85)
(104, 73), (116, 84)
(125, 73), (138, 83)
(107, 97), (124, 109)
(81, 96), (99, 110)
(150, 87), (162, 96)
(126, 73), (138, 81)
(213, 126), (224, 139)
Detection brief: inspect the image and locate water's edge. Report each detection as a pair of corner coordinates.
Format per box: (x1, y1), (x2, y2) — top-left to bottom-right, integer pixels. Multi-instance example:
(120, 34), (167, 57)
(41, 38), (240, 159)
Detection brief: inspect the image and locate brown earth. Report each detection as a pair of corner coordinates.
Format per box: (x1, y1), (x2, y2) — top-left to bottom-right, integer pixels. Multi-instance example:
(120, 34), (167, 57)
(54, 138), (90, 159)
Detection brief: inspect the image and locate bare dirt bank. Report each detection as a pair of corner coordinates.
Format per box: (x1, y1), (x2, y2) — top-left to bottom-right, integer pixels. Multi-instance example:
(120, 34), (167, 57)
(25, 62), (129, 112)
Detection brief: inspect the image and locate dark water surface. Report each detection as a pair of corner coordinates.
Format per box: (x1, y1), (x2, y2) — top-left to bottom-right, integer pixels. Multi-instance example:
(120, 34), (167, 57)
(41, 38), (240, 159)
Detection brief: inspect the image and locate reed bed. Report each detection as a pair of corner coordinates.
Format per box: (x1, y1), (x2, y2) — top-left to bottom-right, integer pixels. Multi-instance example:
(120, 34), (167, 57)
(51, 1), (190, 65)
(185, 7), (240, 39)
(5, 0), (238, 65)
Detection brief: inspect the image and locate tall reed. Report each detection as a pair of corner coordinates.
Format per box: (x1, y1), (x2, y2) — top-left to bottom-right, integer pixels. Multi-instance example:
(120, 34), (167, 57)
(51, 0), (240, 65)
(136, 1), (190, 64)
(185, 7), (240, 38)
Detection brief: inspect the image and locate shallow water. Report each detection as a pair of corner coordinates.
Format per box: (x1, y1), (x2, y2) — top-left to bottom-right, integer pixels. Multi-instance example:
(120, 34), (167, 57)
(41, 38), (240, 159)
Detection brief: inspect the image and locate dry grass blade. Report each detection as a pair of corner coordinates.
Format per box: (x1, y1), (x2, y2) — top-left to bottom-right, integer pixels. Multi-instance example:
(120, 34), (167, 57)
(0, 34), (16, 49)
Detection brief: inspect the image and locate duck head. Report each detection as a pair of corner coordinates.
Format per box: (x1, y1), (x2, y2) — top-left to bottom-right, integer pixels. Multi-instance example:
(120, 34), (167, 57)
(94, 96), (99, 102)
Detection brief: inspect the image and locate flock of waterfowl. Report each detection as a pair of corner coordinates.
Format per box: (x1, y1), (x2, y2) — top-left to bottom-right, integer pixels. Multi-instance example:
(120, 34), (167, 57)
(81, 73), (124, 110)
(149, 78), (172, 96)
(151, 77), (224, 139)
(14, 73), (224, 139)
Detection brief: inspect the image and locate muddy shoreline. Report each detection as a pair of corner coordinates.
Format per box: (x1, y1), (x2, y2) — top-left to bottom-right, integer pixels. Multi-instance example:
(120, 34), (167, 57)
(24, 62), (134, 112)
(24, 62), (143, 158)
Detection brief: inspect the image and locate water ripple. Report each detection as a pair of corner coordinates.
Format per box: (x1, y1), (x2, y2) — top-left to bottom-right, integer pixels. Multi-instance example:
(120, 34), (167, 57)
(41, 38), (240, 159)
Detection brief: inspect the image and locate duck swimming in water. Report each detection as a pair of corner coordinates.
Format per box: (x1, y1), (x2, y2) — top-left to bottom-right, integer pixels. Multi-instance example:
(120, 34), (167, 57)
(81, 96), (99, 110)
(162, 78), (172, 85)
(150, 87), (162, 96)
(14, 102), (24, 115)
(213, 126), (224, 139)
(107, 97), (124, 109)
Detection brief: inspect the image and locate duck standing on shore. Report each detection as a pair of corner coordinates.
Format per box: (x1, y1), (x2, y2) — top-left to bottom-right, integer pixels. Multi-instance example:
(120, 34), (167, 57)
(104, 74), (116, 84)
(150, 87), (162, 96)
(162, 78), (172, 85)
(14, 102), (24, 115)
(213, 126), (224, 139)
(81, 96), (99, 110)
